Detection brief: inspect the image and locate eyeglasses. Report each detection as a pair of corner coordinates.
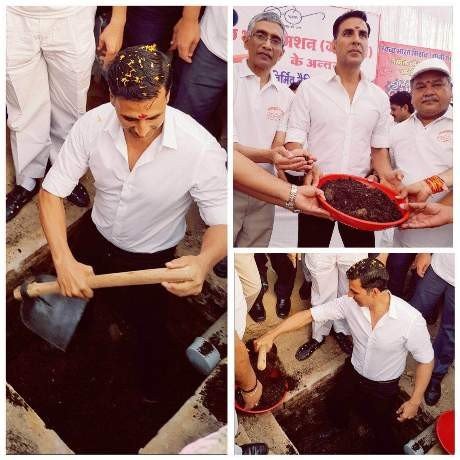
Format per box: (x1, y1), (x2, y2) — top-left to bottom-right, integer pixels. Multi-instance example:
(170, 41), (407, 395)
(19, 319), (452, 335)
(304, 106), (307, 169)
(251, 31), (283, 48)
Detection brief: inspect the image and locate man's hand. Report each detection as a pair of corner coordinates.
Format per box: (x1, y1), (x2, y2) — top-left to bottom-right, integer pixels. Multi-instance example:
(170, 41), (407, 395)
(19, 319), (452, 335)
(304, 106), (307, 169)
(163, 255), (206, 296)
(396, 399), (420, 422)
(241, 380), (263, 410)
(254, 333), (275, 355)
(169, 17), (200, 63)
(400, 202), (453, 229)
(272, 146), (311, 172)
(55, 257), (95, 299)
(396, 179), (443, 203)
(411, 253), (432, 278)
(380, 169), (404, 191)
(303, 164), (321, 187)
(295, 186), (332, 219)
(97, 22), (125, 70)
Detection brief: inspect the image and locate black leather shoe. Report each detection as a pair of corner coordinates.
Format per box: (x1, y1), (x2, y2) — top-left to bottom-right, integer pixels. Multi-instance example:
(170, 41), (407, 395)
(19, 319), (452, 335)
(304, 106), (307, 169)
(213, 257), (227, 278)
(6, 183), (39, 222)
(332, 331), (353, 355)
(260, 274), (269, 293)
(248, 299), (266, 322)
(66, 182), (90, 207)
(295, 339), (323, 361)
(299, 280), (312, 300)
(424, 379), (442, 406)
(276, 297), (291, 318)
(241, 443), (269, 455)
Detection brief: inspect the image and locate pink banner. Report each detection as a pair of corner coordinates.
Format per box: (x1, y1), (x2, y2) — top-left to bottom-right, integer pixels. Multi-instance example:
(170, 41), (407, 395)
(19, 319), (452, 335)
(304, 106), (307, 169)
(375, 40), (451, 95)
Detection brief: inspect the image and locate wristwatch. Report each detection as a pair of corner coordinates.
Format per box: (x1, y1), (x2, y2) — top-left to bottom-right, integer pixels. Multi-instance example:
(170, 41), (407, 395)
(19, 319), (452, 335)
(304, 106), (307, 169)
(285, 184), (300, 213)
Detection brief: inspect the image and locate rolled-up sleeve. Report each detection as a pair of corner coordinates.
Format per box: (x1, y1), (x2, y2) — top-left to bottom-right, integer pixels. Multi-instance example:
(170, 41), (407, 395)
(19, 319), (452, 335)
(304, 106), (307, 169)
(285, 82), (310, 146)
(370, 92), (391, 148)
(311, 296), (347, 322)
(42, 116), (90, 197)
(406, 313), (435, 364)
(191, 139), (227, 226)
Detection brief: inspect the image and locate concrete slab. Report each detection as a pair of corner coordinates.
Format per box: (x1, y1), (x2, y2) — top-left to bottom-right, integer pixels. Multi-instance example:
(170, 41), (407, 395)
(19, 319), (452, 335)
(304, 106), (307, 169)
(6, 384), (72, 454)
(140, 360), (227, 454)
(238, 412), (299, 455)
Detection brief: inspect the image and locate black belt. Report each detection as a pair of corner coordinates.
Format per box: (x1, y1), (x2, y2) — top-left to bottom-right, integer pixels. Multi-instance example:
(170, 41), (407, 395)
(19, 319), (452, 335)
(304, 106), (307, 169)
(350, 363), (400, 386)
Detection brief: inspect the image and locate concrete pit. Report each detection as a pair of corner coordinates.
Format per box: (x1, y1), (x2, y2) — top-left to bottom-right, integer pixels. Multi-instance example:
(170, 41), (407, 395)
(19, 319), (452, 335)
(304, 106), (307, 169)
(236, 256), (454, 455)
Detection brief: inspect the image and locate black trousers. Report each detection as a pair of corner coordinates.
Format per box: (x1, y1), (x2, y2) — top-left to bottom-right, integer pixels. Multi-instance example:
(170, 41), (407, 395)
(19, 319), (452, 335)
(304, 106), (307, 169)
(254, 253), (296, 299)
(329, 358), (401, 454)
(70, 212), (176, 397)
(298, 213), (375, 248)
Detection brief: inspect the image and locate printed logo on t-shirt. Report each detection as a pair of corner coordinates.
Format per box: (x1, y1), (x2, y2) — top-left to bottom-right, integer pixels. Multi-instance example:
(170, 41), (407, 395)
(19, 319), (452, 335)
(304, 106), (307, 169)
(267, 106), (284, 121)
(437, 129), (453, 144)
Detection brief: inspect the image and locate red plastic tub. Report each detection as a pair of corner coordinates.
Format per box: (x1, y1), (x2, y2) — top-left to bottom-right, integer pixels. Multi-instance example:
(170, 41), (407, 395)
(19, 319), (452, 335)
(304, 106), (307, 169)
(317, 174), (409, 231)
(235, 380), (288, 415)
(436, 410), (455, 454)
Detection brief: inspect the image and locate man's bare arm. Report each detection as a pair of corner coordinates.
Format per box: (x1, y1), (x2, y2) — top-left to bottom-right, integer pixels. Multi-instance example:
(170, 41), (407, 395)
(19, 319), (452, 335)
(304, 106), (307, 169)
(38, 189), (95, 298)
(163, 224), (226, 297)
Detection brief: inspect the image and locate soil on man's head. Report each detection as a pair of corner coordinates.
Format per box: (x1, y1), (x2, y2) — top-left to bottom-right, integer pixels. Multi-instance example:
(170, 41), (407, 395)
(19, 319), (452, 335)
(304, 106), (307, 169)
(321, 178), (402, 223)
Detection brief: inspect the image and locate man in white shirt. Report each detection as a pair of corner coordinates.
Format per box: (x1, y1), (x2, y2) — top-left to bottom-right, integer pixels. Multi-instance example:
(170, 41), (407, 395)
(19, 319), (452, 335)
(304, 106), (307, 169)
(6, 6), (96, 221)
(255, 257), (434, 454)
(39, 45), (227, 401)
(286, 10), (392, 247)
(410, 253), (454, 406)
(233, 12), (308, 247)
(374, 58), (453, 247)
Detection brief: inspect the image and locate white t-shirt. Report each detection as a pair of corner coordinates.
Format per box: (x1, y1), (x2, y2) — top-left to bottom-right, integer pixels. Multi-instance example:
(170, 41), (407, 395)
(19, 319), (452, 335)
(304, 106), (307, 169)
(391, 108), (453, 247)
(286, 70), (391, 177)
(431, 253), (454, 286)
(43, 104), (227, 253)
(234, 60), (294, 173)
(7, 6), (90, 19)
(200, 6), (227, 62)
(311, 293), (434, 381)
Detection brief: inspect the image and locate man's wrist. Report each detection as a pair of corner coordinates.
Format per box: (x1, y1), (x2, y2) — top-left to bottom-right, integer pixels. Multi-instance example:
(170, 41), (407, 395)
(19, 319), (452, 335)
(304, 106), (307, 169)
(409, 395), (422, 405)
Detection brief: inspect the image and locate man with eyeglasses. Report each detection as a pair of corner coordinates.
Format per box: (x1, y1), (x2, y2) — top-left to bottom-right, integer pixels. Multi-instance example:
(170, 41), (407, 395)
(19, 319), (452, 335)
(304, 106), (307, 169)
(285, 10), (392, 247)
(233, 12), (312, 247)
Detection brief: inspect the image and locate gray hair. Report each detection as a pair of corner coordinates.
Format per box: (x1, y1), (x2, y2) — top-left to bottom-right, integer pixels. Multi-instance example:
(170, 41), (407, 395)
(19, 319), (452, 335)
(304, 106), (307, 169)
(247, 12), (287, 43)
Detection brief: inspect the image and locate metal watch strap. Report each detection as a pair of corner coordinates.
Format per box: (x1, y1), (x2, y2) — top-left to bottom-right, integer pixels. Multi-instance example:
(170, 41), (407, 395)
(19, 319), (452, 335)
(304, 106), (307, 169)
(285, 184), (300, 213)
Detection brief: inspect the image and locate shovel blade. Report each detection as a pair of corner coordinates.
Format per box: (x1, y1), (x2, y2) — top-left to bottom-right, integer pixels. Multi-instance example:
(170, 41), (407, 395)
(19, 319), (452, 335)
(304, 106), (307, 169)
(20, 275), (88, 351)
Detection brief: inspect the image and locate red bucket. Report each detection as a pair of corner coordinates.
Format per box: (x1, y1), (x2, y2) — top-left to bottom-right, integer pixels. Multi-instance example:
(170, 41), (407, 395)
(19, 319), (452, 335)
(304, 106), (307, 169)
(436, 410), (455, 454)
(317, 174), (409, 231)
(235, 380), (288, 415)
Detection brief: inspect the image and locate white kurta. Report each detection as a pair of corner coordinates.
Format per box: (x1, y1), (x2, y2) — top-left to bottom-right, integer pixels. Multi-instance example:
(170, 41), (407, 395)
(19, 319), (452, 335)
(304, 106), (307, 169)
(6, 7), (96, 184)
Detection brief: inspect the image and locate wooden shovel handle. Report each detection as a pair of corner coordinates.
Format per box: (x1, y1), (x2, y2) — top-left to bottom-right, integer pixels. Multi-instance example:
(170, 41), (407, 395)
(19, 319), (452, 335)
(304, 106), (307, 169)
(13, 266), (194, 301)
(257, 344), (268, 371)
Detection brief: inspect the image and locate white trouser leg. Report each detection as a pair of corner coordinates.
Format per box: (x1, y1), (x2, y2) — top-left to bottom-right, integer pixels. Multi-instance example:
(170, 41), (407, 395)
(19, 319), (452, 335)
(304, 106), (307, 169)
(305, 254), (338, 342)
(332, 253), (368, 335)
(43, 7), (96, 162)
(235, 254), (261, 310)
(6, 10), (51, 184)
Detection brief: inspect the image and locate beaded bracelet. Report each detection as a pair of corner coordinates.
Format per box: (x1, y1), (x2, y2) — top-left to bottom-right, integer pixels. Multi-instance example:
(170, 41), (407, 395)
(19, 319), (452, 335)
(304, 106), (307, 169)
(240, 379), (259, 394)
(424, 175), (446, 194)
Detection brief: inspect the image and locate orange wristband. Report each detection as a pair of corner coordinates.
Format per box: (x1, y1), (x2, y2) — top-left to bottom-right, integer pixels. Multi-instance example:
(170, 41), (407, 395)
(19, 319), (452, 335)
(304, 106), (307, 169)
(424, 175), (445, 194)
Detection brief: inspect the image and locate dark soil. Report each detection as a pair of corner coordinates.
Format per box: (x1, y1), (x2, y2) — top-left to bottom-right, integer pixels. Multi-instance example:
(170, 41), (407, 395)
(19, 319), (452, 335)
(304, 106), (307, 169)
(321, 178), (402, 222)
(275, 374), (434, 454)
(6, 290), (214, 454)
(198, 340), (214, 356)
(199, 363), (227, 423)
(235, 340), (298, 411)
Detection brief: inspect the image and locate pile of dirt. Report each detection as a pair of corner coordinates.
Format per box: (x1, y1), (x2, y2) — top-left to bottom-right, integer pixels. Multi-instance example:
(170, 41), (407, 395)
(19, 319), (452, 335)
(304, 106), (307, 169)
(200, 363), (227, 423)
(321, 178), (402, 223)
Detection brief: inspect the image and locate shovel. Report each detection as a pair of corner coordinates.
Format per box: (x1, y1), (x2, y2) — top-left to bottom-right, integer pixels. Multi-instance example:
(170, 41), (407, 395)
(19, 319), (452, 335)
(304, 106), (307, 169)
(13, 267), (194, 352)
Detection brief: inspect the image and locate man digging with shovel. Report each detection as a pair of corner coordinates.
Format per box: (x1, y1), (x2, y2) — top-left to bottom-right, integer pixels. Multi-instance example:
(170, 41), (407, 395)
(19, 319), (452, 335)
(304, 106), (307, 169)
(37, 44), (227, 403)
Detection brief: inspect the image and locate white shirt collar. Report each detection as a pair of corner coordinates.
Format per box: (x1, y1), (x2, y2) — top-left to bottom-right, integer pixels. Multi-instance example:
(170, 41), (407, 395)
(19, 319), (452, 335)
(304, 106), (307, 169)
(323, 67), (370, 87)
(240, 59), (280, 90)
(104, 104), (178, 151)
(410, 104), (453, 125)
